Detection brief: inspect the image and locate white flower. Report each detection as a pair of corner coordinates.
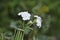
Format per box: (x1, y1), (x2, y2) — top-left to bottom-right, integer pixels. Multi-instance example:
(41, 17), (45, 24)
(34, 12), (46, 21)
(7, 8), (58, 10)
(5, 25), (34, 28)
(34, 15), (42, 28)
(18, 11), (31, 20)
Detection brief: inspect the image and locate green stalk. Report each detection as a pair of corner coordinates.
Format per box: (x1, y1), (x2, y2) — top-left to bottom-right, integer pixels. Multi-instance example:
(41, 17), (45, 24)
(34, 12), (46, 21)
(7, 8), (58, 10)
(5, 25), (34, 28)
(14, 21), (25, 40)
(1, 33), (4, 40)
(15, 30), (22, 40)
(22, 21), (25, 40)
(11, 29), (16, 40)
(33, 35), (36, 40)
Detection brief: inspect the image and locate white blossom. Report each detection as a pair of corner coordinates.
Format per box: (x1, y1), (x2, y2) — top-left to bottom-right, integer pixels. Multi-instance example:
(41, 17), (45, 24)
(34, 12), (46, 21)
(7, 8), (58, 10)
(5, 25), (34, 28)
(18, 11), (31, 20)
(34, 15), (42, 28)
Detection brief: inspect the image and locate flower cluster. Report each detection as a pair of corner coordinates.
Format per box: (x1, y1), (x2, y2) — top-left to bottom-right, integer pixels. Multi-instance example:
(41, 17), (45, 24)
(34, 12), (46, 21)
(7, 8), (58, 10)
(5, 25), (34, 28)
(34, 15), (42, 28)
(18, 11), (31, 20)
(18, 11), (42, 28)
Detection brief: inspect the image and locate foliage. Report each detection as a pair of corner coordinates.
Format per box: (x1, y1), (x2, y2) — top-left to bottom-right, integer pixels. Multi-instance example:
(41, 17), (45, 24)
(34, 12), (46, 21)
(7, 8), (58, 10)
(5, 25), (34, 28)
(0, 0), (60, 40)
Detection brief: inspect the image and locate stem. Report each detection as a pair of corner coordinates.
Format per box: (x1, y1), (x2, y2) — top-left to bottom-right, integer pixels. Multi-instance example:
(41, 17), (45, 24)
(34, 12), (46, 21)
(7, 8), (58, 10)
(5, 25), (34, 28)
(14, 30), (21, 40)
(33, 35), (36, 40)
(22, 21), (25, 40)
(12, 29), (16, 40)
(14, 21), (25, 40)
(1, 33), (4, 40)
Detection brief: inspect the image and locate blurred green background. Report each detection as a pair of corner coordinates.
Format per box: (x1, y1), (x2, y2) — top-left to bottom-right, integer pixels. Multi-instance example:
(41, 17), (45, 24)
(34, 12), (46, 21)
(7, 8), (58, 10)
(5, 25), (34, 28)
(0, 0), (60, 40)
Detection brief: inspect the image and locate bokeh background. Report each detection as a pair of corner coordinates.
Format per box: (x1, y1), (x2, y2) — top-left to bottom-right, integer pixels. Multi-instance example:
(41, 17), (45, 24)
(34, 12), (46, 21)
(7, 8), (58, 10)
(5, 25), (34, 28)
(0, 0), (60, 40)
